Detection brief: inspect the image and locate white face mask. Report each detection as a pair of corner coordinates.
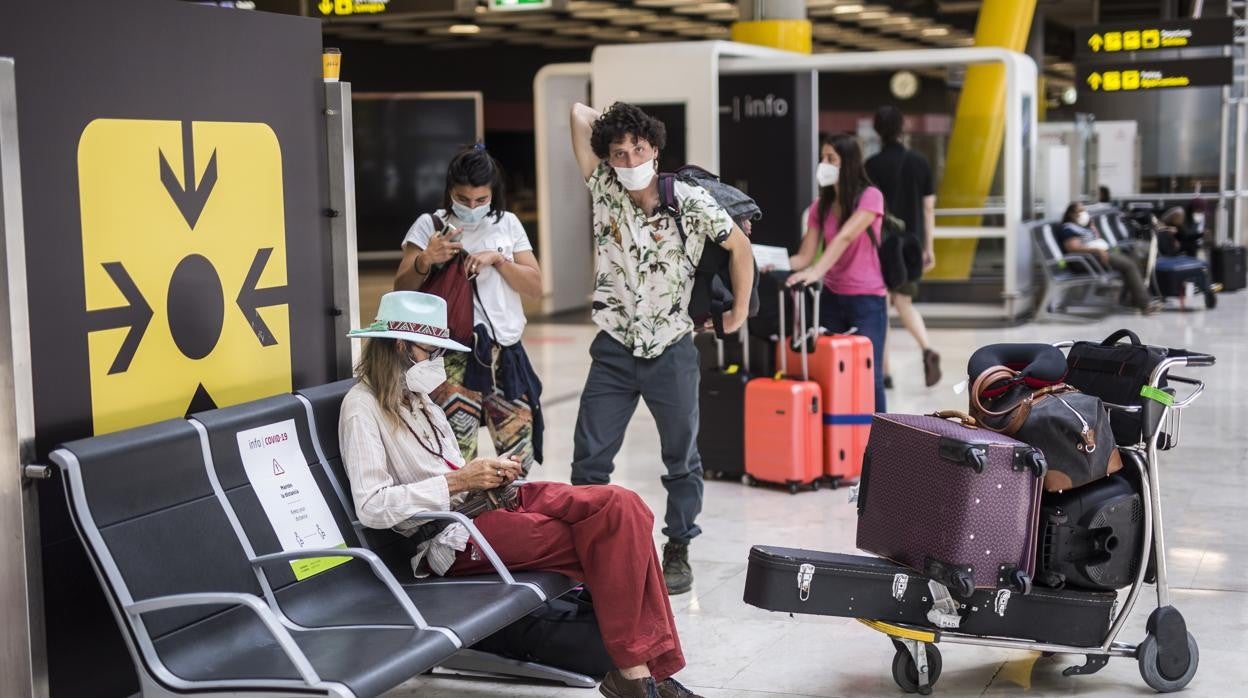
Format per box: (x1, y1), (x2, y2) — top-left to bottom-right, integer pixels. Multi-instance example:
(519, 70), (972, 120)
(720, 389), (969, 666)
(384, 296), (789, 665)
(405, 356), (447, 395)
(1076, 211), (1091, 227)
(452, 200), (491, 224)
(613, 159), (656, 191)
(816, 162), (840, 188)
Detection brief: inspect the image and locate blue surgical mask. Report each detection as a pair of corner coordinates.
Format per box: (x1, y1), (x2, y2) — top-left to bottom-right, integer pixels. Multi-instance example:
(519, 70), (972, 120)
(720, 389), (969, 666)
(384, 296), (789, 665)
(452, 200), (491, 224)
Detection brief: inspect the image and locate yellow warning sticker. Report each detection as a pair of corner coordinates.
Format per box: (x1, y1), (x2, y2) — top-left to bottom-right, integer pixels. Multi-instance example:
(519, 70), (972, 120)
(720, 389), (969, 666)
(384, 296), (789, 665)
(78, 119), (291, 435)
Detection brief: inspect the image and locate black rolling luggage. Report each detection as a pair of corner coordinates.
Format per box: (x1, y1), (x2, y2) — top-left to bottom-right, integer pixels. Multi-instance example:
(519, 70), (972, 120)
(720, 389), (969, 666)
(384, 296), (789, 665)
(744, 546), (1117, 648)
(696, 330), (774, 378)
(1036, 473), (1144, 591)
(1211, 244), (1246, 292)
(697, 327), (751, 480)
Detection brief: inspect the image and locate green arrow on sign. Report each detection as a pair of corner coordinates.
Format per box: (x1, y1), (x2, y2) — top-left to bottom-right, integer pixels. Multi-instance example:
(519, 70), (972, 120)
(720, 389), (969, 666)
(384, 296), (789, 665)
(1088, 34), (1104, 51)
(1087, 72), (1103, 90)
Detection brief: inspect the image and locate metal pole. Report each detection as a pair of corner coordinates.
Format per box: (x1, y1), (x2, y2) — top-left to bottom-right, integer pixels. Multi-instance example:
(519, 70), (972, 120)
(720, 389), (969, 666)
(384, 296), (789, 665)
(324, 82), (360, 378)
(0, 56), (47, 698)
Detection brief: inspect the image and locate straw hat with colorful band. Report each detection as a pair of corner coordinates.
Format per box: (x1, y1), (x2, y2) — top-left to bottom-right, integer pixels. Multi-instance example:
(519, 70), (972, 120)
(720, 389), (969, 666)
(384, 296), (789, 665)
(346, 291), (471, 353)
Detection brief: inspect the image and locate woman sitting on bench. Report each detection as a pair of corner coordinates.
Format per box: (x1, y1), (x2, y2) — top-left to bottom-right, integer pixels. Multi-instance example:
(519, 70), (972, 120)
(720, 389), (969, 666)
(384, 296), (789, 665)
(340, 291), (700, 698)
(1058, 201), (1161, 315)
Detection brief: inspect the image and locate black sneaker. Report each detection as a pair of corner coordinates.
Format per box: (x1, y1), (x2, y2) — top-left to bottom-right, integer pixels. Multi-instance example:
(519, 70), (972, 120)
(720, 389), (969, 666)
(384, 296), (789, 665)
(883, 374), (894, 390)
(662, 541), (693, 595)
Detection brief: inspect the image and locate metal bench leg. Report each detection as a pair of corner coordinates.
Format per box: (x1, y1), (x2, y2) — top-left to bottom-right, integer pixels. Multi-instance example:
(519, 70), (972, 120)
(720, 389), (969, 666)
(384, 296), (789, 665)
(434, 648), (598, 688)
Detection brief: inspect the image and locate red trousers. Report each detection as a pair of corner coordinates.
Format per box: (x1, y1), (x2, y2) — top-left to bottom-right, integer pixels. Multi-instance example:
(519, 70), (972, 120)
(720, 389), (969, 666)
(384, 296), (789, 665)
(449, 481), (685, 680)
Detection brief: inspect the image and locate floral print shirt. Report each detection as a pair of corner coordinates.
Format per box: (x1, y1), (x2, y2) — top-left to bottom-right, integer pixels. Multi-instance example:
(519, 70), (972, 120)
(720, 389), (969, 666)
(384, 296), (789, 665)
(587, 163), (733, 358)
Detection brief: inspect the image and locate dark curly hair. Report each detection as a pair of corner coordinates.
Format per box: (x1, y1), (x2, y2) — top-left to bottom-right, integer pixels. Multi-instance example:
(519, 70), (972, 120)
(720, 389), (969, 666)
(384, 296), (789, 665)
(443, 144), (506, 223)
(589, 102), (667, 160)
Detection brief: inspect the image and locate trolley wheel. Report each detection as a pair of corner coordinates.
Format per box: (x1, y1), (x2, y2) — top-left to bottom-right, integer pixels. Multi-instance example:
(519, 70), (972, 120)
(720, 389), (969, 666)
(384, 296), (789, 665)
(828, 476), (840, 490)
(811, 478), (821, 492)
(1205, 288), (1217, 310)
(891, 644), (942, 695)
(788, 482), (800, 495)
(745, 474), (757, 487)
(1138, 632), (1199, 693)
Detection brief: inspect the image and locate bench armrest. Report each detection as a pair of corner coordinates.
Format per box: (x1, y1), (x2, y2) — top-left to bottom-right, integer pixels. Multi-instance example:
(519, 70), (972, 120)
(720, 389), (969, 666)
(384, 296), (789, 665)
(396, 511), (518, 586)
(1055, 252), (1112, 277)
(249, 547), (429, 630)
(125, 592), (321, 686)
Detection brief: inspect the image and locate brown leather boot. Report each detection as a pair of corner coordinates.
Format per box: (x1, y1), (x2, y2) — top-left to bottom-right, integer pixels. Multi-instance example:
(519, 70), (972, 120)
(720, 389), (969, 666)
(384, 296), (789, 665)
(657, 677), (705, 698)
(599, 670), (660, 698)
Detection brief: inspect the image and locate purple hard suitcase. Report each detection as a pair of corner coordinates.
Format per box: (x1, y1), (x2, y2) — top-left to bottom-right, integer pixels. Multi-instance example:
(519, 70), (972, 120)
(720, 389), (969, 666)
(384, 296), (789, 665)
(856, 412), (1048, 597)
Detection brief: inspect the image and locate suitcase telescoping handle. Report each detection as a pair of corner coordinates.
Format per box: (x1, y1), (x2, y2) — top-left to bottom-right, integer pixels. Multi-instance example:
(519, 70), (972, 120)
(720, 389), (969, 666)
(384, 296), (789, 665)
(714, 316), (749, 372)
(778, 285), (812, 381)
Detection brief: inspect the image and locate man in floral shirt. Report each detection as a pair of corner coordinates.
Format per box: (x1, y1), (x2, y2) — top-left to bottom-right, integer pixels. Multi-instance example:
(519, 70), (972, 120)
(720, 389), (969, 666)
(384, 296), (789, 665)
(568, 102), (754, 601)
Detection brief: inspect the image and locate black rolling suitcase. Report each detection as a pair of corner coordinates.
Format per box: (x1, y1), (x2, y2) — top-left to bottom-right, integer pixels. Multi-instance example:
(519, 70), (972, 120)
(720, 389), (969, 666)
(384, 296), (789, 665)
(1036, 473), (1145, 591)
(744, 546), (1117, 648)
(697, 326), (750, 480)
(1211, 244), (1246, 292)
(696, 330), (774, 378)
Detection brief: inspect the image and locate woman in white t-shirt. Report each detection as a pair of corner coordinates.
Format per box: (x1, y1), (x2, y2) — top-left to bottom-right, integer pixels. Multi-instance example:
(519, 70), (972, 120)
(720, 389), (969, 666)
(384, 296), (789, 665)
(394, 145), (545, 470)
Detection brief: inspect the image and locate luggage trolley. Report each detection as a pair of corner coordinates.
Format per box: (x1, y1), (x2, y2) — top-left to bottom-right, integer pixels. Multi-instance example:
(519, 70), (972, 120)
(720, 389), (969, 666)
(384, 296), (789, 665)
(743, 344), (1215, 695)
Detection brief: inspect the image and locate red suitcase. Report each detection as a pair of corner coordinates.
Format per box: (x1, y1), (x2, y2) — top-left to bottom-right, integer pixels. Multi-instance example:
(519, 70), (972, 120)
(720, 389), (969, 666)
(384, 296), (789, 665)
(745, 289), (822, 494)
(777, 287), (874, 485)
(856, 412), (1047, 596)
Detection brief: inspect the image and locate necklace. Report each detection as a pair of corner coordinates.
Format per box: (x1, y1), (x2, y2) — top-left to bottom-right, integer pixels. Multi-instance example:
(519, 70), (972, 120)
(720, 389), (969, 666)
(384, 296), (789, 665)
(402, 397), (460, 471)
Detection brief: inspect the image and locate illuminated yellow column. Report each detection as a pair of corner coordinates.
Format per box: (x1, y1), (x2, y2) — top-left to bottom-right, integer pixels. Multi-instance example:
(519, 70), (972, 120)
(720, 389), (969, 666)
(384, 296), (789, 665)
(929, 0), (1037, 280)
(731, 0), (812, 54)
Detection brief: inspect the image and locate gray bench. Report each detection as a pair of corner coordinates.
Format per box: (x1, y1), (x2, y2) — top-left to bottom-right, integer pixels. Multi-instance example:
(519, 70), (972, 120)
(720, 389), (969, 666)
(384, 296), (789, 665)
(50, 381), (588, 696)
(1032, 221), (1124, 321)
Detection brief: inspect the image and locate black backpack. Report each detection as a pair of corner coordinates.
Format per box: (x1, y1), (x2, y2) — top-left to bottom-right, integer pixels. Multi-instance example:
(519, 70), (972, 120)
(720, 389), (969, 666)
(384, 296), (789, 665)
(656, 165), (761, 336)
(471, 587), (614, 679)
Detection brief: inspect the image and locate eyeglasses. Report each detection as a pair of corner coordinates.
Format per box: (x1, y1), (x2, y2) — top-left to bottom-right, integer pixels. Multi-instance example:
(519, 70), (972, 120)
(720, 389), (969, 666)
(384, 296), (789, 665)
(414, 343), (447, 360)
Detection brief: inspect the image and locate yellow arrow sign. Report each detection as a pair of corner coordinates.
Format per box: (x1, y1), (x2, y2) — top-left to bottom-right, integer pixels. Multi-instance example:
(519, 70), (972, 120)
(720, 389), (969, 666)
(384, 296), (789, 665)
(1087, 72), (1103, 90)
(1088, 34), (1103, 52)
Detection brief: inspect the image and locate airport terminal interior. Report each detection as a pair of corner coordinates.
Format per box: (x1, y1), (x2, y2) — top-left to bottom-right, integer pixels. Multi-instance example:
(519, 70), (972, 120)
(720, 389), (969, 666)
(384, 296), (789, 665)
(3, 1), (1248, 697)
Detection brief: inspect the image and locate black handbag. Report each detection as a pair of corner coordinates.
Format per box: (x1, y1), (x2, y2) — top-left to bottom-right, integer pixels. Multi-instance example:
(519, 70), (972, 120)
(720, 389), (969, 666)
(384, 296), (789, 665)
(1064, 330), (1170, 446)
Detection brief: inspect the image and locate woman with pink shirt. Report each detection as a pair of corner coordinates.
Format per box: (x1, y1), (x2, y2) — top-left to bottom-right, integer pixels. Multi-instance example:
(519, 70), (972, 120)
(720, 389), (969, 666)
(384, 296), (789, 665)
(786, 133), (888, 412)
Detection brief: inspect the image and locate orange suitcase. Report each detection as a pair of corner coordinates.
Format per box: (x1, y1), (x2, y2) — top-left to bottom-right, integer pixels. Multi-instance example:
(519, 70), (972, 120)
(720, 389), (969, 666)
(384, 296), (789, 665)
(746, 288), (823, 494)
(776, 287), (873, 485)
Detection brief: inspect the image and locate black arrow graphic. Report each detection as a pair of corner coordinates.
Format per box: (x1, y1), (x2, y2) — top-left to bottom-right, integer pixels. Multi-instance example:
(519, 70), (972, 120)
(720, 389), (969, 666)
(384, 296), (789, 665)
(159, 121), (218, 229)
(186, 383), (218, 416)
(237, 248), (288, 347)
(86, 262), (153, 375)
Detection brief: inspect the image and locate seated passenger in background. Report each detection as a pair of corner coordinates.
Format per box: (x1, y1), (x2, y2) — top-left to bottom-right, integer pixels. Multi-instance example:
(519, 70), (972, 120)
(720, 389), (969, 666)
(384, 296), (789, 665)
(1059, 202), (1159, 314)
(1157, 206), (1203, 258)
(339, 291), (701, 698)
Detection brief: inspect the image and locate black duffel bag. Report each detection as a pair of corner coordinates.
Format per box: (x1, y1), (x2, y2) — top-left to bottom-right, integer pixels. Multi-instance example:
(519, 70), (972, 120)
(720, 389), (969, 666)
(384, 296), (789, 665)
(472, 587), (614, 679)
(1064, 330), (1170, 446)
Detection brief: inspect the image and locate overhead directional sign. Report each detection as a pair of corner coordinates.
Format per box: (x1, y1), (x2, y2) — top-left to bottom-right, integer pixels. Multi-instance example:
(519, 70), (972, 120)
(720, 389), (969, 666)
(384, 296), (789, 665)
(1078, 57), (1233, 93)
(78, 119), (292, 435)
(312, 0), (467, 17)
(1077, 18), (1233, 56)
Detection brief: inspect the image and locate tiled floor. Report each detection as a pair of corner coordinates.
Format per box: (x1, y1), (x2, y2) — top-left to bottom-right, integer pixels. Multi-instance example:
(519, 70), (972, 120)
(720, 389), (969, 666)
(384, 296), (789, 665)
(382, 278), (1248, 697)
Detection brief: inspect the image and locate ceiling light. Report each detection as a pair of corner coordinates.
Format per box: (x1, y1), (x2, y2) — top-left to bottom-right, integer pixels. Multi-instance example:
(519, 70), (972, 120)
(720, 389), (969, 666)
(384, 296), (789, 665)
(566, 1), (614, 9)
(572, 8), (632, 20)
(635, 0), (703, 7)
(832, 4), (865, 13)
(674, 2), (737, 14)
(869, 15), (913, 26)
(921, 27), (950, 36)
(857, 10), (888, 20)
(448, 24), (481, 34)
